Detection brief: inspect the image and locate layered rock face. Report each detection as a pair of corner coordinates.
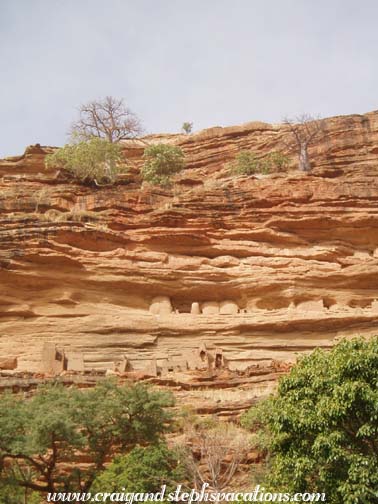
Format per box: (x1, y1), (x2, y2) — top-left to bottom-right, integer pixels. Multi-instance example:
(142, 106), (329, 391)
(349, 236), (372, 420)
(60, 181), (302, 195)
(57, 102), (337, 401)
(1, 111), (378, 397)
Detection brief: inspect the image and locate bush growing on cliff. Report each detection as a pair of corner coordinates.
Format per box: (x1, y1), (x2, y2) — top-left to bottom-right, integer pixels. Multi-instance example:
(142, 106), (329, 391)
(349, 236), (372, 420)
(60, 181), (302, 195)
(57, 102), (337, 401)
(182, 121), (193, 134)
(141, 143), (185, 186)
(264, 151), (290, 172)
(0, 380), (173, 497)
(242, 337), (378, 503)
(229, 150), (289, 176)
(45, 138), (126, 185)
(229, 151), (263, 175)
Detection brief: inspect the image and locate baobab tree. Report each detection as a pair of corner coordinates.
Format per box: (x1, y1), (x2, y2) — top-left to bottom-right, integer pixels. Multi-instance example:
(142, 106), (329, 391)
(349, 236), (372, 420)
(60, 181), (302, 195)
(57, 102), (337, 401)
(284, 114), (326, 172)
(70, 96), (143, 143)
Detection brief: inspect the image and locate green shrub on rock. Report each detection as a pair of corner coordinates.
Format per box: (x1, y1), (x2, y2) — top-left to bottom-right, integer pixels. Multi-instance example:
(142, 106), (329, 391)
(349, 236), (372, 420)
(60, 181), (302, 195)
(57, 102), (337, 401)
(45, 138), (126, 186)
(182, 122), (193, 134)
(92, 444), (185, 494)
(230, 150), (289, 176)
(264, 151), (289, 172)
(141, 144), (185, 186)
(229, 151), (263, 175)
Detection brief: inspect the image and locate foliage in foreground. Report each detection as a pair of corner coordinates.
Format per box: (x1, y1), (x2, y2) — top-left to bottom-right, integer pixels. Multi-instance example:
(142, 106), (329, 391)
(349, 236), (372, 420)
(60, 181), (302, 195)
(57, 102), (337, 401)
(141, 144), (185, 186)
(229, 150), (289, 176)
(0, 380), (173, 496)
(92, 443), (185, 494)
(242, 337), (378, 504)
(0, 480), (40, 504)
(45, 138), (126, 185)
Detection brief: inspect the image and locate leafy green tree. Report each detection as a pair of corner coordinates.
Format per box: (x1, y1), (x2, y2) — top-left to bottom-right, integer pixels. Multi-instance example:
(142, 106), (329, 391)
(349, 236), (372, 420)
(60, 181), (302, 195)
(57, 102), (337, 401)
(92, 444), (186, 494)
(0, 479), (40, 504)
(141, 144), (185, 186)
(0, 380), (173, 497)
(45, 138), (126, 185)
(242, 338), (378, 503)
(182, 122), (193, 134)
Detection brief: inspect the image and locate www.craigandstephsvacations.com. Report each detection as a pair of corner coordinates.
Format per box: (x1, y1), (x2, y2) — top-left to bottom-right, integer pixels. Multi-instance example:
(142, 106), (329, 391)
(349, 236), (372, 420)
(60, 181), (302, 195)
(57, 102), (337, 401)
(47, 484), (326, 503)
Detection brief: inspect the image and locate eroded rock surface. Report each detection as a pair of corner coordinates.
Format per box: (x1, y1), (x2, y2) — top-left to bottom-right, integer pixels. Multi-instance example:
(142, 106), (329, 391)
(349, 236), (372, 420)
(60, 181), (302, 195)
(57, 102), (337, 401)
(1, 111), (378, 407)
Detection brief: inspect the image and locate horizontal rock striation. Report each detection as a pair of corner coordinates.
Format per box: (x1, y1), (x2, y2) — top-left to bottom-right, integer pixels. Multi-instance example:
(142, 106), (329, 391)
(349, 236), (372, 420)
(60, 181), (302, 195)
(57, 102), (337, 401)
(1, 110), (378, 405)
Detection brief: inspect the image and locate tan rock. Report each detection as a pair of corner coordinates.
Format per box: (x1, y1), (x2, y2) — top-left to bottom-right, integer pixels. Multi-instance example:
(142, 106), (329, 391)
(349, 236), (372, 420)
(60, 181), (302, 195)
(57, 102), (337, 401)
(144, 358), (158, 377)
(66, 352), (84, 372)
(149, 296), (173, 315)
(113, 356), (130, 373)
(2, 110), (378, 395)
(296, 300), (324, 312)
(41, 343), (65, 375)
(201, 301), (220, 315)
(0, 357), (17, 370)
(191, 302), (201, 314)
(219, 300), (239, 315)
(371, 300), (378, 313)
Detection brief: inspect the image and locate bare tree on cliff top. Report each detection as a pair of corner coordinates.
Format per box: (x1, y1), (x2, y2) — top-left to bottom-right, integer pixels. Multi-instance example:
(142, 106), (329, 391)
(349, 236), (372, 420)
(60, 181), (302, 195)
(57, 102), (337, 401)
(70, 96), (143, 143)
(284, 114), (326, 172)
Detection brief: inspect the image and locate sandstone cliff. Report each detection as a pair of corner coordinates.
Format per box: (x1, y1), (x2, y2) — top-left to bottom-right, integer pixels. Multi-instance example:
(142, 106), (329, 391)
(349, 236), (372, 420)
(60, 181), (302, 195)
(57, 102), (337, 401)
(1, 110), (378, 410)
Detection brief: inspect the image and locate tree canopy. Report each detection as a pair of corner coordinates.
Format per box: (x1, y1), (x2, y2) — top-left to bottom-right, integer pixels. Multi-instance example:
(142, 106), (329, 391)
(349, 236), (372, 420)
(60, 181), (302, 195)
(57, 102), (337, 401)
(92, 443), (185, 494)
(0, 380), (174, 496)
(242, 337), (378, 504)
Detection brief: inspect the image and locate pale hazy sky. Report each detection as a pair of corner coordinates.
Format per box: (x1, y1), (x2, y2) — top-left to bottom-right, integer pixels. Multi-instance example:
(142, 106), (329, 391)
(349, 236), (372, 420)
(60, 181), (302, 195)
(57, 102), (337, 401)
(1, 0), (378, 157)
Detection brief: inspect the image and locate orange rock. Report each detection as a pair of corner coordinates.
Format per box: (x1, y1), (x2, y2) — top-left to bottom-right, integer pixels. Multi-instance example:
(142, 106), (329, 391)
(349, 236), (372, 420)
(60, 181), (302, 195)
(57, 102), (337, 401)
(1, 111), (378, 409)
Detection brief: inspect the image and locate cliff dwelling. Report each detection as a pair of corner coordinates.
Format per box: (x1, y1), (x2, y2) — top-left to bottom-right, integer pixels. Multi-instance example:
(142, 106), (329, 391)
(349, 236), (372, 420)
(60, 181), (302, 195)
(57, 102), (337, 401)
(1, 112), (378, 378)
